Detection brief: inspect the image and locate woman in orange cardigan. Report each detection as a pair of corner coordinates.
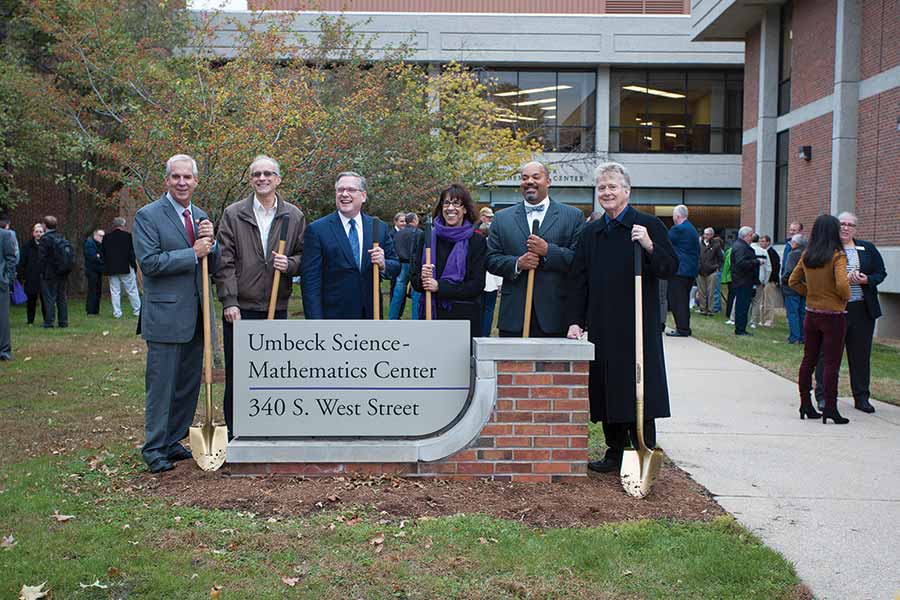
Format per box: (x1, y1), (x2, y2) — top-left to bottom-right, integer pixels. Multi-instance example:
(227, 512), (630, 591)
(789, 214), (851, 424)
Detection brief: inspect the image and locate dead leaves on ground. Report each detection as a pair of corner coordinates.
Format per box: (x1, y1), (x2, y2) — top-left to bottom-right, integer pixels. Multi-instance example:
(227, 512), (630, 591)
(18, 583), (49, 600)
(51, 510), (74, 523)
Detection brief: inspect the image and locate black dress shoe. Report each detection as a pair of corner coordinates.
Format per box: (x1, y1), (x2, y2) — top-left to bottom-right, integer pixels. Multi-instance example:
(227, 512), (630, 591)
(854, 400), (875, 414)
(665, 331), (690, 337)
(148, 459), (174, 474)
(168, 445), (193, 462)
(587, 453), (623, 473)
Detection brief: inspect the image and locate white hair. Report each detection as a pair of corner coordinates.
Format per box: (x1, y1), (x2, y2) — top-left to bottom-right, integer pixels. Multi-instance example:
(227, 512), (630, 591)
(673, 205), (689, 219)
(593, 161), (631, 189)
(336, 171), (366, 192)
(166, 154), (198, 177)
(250, 154), (280, 176)
(704, 227), (714, 235)
(738, 226), (754, 239)
(837, 211), (857, 224)
(112, 217), (126, 228)
(791, 233), (805, 245)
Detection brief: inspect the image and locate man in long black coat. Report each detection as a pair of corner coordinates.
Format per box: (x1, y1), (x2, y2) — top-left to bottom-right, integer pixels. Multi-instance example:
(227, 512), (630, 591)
(566, 161), (678, 473)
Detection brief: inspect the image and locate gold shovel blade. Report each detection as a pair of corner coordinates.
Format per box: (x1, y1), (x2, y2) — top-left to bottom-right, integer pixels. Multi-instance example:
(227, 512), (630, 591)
(189, 423), (228, 472)
(620, 446), (665, 499)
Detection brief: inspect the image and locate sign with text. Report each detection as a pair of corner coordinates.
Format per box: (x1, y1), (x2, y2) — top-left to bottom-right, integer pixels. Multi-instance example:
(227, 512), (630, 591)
(233, 320), (471, 438)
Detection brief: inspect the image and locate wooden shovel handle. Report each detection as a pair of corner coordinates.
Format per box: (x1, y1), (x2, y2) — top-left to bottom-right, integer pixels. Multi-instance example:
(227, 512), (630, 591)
(523, 269), (536, 338)
(633, 243), (647, 452)
(201, 255), (212, 386)
(267, 239), (287, 320)
(424, 247), (432, 321)
(373, 242), (381, 320)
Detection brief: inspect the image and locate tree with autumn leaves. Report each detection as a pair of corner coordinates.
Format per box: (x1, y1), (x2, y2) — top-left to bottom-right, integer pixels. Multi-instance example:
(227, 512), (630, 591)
(6, 1), (539, 220)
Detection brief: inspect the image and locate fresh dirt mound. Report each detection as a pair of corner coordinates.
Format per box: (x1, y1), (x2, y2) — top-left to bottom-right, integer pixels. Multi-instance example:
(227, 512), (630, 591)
(140, 460), (723, 528)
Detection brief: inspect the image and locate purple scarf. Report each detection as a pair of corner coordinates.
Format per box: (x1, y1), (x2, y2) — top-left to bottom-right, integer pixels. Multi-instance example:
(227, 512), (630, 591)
(418, 216), (476, 319)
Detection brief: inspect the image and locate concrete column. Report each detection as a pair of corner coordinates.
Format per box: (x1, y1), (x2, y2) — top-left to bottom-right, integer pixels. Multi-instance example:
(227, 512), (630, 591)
(754, 6), (780, 233)
(830, 0), (862, 216)
(594, 66), (611, 214)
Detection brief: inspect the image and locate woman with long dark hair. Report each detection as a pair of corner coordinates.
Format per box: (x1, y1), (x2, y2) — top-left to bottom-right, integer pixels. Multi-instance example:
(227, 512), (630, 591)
(789, 214), (851, 424)
(410, 184), (486, 338)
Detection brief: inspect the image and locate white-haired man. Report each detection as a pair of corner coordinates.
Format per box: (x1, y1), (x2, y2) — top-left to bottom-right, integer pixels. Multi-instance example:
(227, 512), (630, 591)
(103, 217), (142, 318)
(730, 226), (761, 336)
(696, 227), (723, 315)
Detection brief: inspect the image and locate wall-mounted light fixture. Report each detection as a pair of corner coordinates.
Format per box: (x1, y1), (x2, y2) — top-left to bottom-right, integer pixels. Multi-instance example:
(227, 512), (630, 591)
(798, 145), (812, 161)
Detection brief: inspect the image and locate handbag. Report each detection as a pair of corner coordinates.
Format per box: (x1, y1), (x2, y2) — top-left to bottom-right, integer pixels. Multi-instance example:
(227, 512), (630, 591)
(12, 279), (27, 305)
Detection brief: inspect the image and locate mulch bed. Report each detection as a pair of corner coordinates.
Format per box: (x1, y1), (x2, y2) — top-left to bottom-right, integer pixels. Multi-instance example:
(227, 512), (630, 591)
(139, 460), (724, 528)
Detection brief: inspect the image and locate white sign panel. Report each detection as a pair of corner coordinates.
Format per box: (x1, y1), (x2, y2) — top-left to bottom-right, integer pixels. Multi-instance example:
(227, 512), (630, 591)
(233, 320), (471, 438)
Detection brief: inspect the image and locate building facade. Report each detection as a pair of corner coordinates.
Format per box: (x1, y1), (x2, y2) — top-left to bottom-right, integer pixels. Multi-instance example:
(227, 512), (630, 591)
(692, 0), (899, 337)
(201, 0), (746, 233)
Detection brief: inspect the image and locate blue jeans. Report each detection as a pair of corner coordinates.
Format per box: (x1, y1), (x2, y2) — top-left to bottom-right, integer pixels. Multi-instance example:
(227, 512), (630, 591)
(480, 289), (498, 336)
(388, 263), (421, 320)
(783, 292), (806, 342)
(713, 271), (722, 313)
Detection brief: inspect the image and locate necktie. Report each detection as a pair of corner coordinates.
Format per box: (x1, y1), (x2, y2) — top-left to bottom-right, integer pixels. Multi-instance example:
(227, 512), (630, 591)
(524, 203), (545, 214)
(348, 218), (361, 269)
(183, 209), (195, 245)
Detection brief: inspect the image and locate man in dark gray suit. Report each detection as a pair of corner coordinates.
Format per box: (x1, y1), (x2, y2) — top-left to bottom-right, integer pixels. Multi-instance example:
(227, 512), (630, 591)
(133, 154), (220, 473)
(0, 213), (17, 361)
(486, 161), (584, 337)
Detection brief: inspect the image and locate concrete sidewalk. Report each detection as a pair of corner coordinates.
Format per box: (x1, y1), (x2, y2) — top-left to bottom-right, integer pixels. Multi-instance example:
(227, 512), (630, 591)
(659, 336), (900, 600)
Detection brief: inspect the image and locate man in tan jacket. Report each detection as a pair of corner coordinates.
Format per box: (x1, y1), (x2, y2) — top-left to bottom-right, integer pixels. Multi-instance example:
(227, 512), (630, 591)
(215, 155), (305, 439)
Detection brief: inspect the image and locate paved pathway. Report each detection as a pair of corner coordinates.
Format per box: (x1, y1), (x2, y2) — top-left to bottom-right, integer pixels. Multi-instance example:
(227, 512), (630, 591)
(659, 336), (900, 600)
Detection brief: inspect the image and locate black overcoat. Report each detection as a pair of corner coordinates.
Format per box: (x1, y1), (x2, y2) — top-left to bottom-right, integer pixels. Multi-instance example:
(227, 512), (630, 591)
(17, 239), (43, 295)
(566, 206), (678, 423)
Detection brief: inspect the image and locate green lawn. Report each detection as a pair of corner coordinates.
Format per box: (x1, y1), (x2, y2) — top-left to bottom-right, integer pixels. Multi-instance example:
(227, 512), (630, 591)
(1, 297), (806, 599)
(682, 307), (900, 406)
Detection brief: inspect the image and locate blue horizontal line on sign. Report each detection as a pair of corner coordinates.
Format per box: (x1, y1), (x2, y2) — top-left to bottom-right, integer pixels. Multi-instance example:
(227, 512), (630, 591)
(248, 387), (470, 391)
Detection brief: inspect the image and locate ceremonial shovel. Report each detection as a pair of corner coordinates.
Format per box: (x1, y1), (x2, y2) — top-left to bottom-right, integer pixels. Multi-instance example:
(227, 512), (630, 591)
(424, 217), (432, 320)
(372, 219), (381, 320)
(190, 253), (228, 471)
(266, 217), (289, 320)
(620, 243), (663, 498)
(522, 220), (540, 337)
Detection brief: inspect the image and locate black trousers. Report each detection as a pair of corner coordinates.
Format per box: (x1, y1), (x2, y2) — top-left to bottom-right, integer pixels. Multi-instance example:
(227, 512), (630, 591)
(602, 420), (657, 454)
(26, 292), (48, 324)
(223, 308), (286, 439)
(85, 271), (102, 314)
(41, 277), (68, 327)
(733, 285), (752, 334)
(667, 275), (693, 335)
(499, 311), (563, 338)
(814, 301), (875, 405)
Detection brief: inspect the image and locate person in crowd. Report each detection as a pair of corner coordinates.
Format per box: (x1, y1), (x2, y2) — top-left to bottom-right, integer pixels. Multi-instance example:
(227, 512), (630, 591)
(477, 209), (501, 336)
(486, 161), (583, 337)
(712, 231), (724, 313)
(781, 234), (807, 344)
(38, 215), (71, 328)
(133, 154), (220, 473)
(722, 243), (734, 323)
(758, 234), (780, 327)
(731, 226), (761, 336)
(696, 227), (723, 315)
(388, 212), (406, 301)
(392, 212), (406, 233)
(17, 222), (48, 325)
(477, 206), (494, 232)
(781, 221), (803, 280)
(789, 214), (851, 424)
(813, 212), (887, 414)
(389, 212), (422, 320)
(409, 184), (486, 338)
(566, 161), (677, 473)
(215, 155), (305, 440)
(102, 217), (142, 318)
(83, 229), (105, 315)
(301, 171), (399, 319)
(0, 214), (17, 361)
(666, 205), (699, 337)
(749, 233), (771, 328)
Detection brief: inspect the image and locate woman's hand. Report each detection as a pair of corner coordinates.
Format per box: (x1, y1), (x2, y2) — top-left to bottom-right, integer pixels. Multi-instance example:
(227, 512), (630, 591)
(422, 278), (439, 293)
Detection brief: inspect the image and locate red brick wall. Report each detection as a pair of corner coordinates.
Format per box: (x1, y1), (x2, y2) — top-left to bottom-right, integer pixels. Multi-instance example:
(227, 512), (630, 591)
(787, 113), (833, 229)
(743, 26), (760, 131)
(861, 0), (900, 79)
(856, 88), (900, 245)
(230, 359), (591, 482)
(790, 0), (836, 109)
(741, 142), (757, 226)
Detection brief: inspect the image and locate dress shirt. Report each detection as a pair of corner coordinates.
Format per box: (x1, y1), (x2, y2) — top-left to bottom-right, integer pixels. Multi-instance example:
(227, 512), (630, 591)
(524, 197), (550, 231)
(253, 195), (277, 254)
(338, 211), (364, 267)
(166, 192), (215, 262)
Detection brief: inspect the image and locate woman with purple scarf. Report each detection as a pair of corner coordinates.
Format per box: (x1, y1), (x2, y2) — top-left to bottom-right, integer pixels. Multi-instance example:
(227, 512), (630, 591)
(410, 184), (486, 338)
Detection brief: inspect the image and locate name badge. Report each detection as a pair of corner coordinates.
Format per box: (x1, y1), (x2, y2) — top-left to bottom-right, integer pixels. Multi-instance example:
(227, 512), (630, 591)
(855, 246), (865, 251)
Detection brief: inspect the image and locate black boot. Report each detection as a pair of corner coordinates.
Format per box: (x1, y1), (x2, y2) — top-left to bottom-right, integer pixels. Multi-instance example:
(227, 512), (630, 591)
(588, 449), (623, 473)
(822, 406), (850, 425)
(799, 404), (821, 420)
(854, 399), (875, 414)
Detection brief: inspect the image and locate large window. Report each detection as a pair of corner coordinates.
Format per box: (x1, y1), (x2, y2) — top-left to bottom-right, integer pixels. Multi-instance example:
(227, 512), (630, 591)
(477, 69), (596, 152)
(774, 130), (790, 240)
(778, 2), (793, 116)
(610, 69), (743, 153)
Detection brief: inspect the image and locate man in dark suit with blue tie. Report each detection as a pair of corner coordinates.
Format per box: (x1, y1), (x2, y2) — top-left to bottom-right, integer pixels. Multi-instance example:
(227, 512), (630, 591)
(133, 154), (220, 473)
(301, 171), (399, 319)
(485, 161), (584, 337)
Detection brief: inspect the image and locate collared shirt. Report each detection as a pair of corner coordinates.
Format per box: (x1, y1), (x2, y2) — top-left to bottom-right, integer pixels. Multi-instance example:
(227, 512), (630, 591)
(338, 211), (363, 267)
(166, 192), (215, 262)
(844, 245), (864, 302)
(524, 196), (550, 231)
(253, 194), (278, 254)
(602, 205), (632, 230)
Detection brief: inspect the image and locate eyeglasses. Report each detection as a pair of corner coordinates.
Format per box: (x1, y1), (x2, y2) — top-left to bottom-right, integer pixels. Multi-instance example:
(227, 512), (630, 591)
(596, 184), (621, 192)
(840, 222), (857, 228)
(335, 187), (362, 195)
(442, 198), (464, 207)
(251, 170), (278, 178)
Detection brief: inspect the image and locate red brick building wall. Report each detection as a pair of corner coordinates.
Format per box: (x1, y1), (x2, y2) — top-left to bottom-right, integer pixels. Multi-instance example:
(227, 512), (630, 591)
(790, 0), (836, 109)
(856, 88), (900, 246)
(786, 113), (833, 229)
(741, 142), (757, 225)
(743, 26), (760, 131)
(860, 0), (900, 79)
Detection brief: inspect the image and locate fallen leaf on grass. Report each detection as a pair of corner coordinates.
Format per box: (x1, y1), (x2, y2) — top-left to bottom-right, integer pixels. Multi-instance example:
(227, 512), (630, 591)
(107, 567), (121, 578)
(370, 533), (385, 554)
(79, 580), (108, 589)
(51, 510), (74, 522)
(102, 330), (110, 336)
(210, 584), (223, 598)
(282, 577), (300, 587)
(2, 535), (16, 550)
(24, 356), (31, 362)
(18, 583), (49, 599)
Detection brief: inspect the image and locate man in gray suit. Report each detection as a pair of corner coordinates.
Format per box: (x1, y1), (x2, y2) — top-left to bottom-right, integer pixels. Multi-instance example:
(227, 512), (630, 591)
(0, 213), (17, 361)
(133, 154), (220, 473)
(486, 161), (584, 337)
